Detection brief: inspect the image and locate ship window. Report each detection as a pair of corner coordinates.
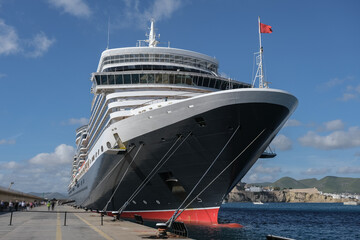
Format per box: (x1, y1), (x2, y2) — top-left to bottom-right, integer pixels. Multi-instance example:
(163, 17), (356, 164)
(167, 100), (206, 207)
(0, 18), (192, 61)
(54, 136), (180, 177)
(175, 75), (182, 84)
(203, 77), (209, 87)
(95, 75), (100, 85)
(169, 74), (175, 84)
(215, 79), (221, 89)
(148, 74), (154, 83)
(209, 78), (215, 88)
(140, 74), (147, 83)
(155, 74), (162, 83)
(108, 75), (115, 85)
(115, 75), (123, 84)
(132, 74), (139, 84)
(101, 75), (107, 85)
(124, 74), (131, 84)
(101, 146), (103, 152)
(162, 74), (169, 84)
(185, 75), (192, 85)
(198, 76), (203, 86)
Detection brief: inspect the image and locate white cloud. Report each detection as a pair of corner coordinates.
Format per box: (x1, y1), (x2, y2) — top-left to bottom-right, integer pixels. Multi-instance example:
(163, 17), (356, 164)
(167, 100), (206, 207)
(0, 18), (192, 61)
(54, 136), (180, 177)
(284, 119), (301, 127)
(0, 139), (15, 145)
(144, 0), (182, 22)
(302, 168), (331, 175)
(67, 117), (89, 125)
(0, 144), (76, 193)
(0, 18), (54, 57)
(116, 0), (183, 29)
(336, 166), (360, 174)
(26, 32), (55, 58)
(253, 165), (281, 174)
(299, 126), (360, 150)
(48, 0), (91, 18)
(0, 19), (19, 55)
(29, 144), (75, 165)
(0, 161), (20, 169)
(339, 83), (360, 101)
(323, 119), (344, 131)
(271, 134), (292, 151)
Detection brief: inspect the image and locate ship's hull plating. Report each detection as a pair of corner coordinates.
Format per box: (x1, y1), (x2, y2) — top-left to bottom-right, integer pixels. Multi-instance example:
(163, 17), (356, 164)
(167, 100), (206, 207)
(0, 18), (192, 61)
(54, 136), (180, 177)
(69, 89), (297, 224)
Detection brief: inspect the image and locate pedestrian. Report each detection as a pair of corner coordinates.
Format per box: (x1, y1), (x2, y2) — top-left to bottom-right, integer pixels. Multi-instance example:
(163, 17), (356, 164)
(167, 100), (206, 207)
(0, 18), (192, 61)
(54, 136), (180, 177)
(15, 200), (19, 211)
(51, 201), (55, 211)
(9, 201), (13, 212)
(47, 201), (51, 211)
(0, 200), (4, 212)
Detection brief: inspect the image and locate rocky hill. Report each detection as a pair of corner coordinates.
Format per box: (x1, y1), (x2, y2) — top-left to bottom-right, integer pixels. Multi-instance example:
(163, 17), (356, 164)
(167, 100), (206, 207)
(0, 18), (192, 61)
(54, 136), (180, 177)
(252, 176), (360, 194)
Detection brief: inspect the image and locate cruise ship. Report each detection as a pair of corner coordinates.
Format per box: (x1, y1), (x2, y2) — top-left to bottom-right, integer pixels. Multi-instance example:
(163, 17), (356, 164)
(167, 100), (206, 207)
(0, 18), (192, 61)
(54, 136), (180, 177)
(68, 20), (298, 225)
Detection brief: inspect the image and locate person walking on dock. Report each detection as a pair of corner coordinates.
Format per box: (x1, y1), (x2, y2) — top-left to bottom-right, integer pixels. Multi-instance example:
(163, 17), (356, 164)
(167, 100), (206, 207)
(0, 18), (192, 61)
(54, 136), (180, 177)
(51, 200), (55, 211)
(47, 201), (51, 211)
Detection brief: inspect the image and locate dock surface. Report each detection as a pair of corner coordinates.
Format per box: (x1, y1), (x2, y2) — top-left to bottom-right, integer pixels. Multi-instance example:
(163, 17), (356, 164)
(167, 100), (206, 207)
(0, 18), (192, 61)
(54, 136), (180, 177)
(0, 205), (181, 240)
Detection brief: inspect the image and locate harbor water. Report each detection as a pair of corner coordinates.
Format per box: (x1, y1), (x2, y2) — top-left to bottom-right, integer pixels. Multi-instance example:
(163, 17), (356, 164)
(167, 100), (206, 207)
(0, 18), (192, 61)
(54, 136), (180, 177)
(183, 202), (360, 239)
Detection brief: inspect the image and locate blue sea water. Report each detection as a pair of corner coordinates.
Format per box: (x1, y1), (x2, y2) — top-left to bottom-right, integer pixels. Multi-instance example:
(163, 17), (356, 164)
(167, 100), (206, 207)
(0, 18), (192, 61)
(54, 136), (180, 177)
(186, 203), (360, 240)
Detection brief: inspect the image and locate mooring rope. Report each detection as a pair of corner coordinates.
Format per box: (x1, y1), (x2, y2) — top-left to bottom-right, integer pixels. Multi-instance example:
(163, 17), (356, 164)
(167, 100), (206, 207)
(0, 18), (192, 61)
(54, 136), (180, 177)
(78, 145), (136, 206)
(117, 131), (192, 214)
(166, 125), (241, 226)
(169, 128), (266, 226)
(102, 143), (144, 212)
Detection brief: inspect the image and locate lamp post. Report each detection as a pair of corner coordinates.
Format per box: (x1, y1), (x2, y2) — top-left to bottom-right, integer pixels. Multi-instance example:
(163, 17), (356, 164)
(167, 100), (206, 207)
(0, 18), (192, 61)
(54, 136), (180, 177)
(8, 182), (14, 190)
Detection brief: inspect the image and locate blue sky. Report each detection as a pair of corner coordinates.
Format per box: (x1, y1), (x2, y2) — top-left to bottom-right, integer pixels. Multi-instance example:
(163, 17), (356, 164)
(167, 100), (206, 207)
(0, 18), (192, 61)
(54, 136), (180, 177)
(0, 0), (359, 194)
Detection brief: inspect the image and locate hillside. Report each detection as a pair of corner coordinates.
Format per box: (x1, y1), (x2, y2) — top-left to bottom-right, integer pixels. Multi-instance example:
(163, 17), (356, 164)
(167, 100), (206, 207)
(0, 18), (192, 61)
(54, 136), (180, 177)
(252, 176), (360, 193)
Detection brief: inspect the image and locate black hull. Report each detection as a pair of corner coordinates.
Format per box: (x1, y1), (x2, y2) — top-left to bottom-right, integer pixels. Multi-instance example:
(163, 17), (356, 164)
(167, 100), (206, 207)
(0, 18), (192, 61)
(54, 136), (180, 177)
(69, 101), (290, 223)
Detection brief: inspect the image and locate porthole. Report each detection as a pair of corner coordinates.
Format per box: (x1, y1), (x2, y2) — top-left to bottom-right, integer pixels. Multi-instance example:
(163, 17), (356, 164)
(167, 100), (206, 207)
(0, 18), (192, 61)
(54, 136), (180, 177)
(156, 200), (160, 204)
(106, 142), (111, 148)
(132, 200), (136, 204)
(143, 200), (147, 205)
(101, 146), (103, 152)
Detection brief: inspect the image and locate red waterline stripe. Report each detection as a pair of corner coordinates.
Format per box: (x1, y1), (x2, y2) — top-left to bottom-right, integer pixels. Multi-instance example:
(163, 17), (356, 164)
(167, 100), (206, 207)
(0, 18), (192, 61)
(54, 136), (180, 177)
(113, 207), (220, 224)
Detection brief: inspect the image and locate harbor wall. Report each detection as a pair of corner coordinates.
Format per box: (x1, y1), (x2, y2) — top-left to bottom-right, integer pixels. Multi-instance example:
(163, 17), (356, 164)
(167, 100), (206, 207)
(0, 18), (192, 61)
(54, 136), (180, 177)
(0, 187), (43, 203)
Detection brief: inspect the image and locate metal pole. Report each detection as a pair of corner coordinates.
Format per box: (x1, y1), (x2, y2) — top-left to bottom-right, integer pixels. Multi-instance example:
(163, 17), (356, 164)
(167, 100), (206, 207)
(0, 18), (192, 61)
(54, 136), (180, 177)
(64, 212), (67, 226)
(9, 211), (13, 226)
(258, 16), (264, 88)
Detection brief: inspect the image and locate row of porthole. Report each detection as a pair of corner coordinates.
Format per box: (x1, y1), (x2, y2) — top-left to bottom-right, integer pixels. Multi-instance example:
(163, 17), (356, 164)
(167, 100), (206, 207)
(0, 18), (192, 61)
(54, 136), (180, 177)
(132, 200), (161, 205)
(89, 145), (105, 166)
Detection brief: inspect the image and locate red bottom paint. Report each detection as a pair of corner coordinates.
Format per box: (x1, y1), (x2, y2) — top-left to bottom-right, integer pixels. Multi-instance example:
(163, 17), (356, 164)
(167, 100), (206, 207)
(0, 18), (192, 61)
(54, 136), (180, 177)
(118, 207), (220, 224)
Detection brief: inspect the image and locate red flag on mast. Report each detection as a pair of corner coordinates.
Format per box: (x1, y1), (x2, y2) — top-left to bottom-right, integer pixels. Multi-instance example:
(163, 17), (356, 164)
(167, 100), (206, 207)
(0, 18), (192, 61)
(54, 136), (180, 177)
(260, 23), (272, 33)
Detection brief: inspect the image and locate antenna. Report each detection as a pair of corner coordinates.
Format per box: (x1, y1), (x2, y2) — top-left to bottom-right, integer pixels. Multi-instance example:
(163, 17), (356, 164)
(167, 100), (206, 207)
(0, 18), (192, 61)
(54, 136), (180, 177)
(106, 17), (110, 50)
(145, 19), (159, 47)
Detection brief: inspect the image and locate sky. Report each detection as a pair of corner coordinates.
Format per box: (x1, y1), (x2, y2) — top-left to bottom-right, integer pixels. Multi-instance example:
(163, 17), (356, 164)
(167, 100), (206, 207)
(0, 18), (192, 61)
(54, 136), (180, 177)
(0, 0), (359, 194)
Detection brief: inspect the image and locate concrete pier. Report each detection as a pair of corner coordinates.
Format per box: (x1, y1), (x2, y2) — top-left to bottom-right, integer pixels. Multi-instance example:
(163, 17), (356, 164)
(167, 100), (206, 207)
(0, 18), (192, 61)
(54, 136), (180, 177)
(0, 205), (188, 239)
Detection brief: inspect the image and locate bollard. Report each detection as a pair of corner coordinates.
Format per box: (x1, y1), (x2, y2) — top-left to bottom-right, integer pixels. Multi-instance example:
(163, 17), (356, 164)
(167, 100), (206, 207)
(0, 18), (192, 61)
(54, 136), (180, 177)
(9, 211), (13, 226)
(64, 212), (67, 226)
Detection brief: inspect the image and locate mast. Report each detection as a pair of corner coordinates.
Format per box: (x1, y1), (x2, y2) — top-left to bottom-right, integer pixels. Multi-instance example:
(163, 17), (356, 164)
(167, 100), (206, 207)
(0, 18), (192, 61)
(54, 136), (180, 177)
(147, 19), (159, 47)
(253, 16), (268, 88)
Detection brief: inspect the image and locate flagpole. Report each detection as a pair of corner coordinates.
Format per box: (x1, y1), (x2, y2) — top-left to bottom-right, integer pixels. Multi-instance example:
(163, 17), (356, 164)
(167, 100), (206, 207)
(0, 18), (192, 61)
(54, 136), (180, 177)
(258, 16), (264, 88)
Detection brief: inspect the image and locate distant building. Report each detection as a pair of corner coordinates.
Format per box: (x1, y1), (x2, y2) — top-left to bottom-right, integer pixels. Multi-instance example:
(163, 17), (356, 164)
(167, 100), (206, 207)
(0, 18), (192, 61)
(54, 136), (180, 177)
(287, 187), (319, 194)
(246, 186), (262, 192)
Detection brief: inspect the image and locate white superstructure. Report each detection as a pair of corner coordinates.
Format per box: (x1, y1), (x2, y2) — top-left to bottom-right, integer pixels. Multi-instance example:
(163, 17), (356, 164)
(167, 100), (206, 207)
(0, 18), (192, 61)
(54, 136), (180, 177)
(69, 20), (251, 188)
